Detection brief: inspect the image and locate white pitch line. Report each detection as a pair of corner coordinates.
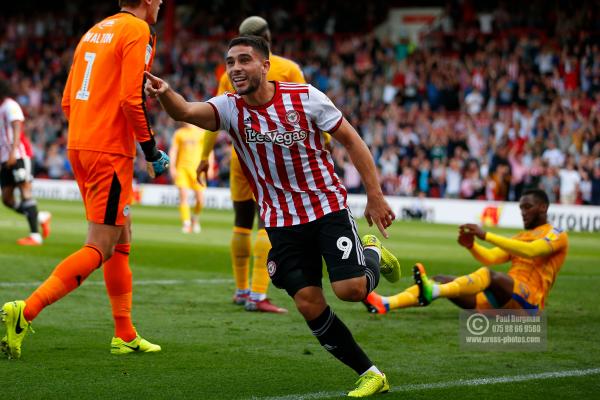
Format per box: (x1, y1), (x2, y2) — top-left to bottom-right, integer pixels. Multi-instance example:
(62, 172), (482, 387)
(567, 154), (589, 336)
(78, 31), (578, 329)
(0, 278), (231, 288)
(249, 367), (600, 400)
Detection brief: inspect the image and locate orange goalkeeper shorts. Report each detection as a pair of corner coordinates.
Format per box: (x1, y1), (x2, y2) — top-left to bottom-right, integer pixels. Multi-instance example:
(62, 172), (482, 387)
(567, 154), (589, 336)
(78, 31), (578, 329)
(69, 149), (133, 226)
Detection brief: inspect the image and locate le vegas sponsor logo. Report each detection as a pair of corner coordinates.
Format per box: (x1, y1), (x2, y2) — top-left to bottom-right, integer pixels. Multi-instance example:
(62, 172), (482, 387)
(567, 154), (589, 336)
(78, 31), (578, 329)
(245, 127), (308, 147)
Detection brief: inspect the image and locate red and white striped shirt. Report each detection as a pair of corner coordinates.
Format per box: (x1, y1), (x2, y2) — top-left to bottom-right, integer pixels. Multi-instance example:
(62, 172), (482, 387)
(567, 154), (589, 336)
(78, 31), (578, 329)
(0, 98), (27, 163)
(209, 82), (347, 227)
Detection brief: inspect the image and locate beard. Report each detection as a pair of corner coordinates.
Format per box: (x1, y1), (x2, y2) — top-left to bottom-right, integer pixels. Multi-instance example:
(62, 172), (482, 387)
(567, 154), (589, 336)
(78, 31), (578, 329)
(236, 75), (261, 95)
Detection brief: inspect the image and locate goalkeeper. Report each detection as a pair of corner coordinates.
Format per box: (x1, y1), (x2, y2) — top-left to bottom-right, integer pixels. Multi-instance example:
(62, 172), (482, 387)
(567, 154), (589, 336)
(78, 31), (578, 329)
(364, 189), (569, 314)
(1, 0), (168, 359)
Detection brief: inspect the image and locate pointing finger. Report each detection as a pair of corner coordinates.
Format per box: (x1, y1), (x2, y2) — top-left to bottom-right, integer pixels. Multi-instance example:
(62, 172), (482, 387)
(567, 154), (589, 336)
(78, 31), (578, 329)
(375, 219), (389, 239)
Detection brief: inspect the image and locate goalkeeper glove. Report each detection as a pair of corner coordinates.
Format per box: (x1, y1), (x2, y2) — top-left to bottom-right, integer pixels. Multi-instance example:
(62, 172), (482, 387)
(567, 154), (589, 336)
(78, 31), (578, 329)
(146, 150), (170, 178)
(140, 137), (170, 178)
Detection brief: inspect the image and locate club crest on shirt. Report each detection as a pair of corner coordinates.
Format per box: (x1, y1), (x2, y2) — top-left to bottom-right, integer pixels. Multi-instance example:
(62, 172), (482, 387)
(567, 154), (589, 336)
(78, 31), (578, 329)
(286, 110), (300, 124)
(267, 260), (277, 277)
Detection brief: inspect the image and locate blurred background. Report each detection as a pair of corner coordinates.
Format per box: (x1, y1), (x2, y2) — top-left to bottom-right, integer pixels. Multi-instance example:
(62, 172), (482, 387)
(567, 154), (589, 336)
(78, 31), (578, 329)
(1, 0), (599, 205)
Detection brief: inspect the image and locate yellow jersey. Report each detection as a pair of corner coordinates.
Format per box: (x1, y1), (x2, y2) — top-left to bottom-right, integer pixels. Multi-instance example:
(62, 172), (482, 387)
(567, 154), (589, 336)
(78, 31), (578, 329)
(508, 224), (568, 305)
(172, 125), (205, 170)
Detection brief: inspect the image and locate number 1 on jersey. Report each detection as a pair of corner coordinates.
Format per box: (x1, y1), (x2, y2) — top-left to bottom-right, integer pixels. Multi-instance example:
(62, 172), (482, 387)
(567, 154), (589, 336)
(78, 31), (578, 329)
(75, 52), (96, 101)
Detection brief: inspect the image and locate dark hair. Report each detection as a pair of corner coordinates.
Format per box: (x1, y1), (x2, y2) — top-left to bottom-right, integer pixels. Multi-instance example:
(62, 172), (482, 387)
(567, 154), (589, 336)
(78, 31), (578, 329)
(228, 36), (270, 59)
(522, 188), (550, 205)
(0, 79), (12, 101)
(119, 0), (141, 7)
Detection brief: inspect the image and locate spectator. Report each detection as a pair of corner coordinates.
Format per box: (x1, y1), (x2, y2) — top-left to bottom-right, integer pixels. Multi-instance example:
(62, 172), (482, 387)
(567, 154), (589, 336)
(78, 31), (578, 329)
(464, 88), (484, 115)
(44, 143), (67, 179)
(579, 169), (592, 205)
(540, 166), (561, 204)
(558, 157), (581, 204)
(591, 162), (600, 206)
(542, 139), (566, 168)
(445, 158), (462, 198)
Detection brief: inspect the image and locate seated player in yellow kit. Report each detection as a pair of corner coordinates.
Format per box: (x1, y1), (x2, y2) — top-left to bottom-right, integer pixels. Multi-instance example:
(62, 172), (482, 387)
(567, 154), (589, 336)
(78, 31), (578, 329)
(363, 189), (568, 314)
(170, 122), (206, 233)
(198, 16), (305, 313)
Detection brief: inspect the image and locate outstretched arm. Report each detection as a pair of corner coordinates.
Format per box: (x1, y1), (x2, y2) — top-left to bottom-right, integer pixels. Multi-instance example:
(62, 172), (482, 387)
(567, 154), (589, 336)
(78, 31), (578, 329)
(461, 224), (553, 258)
(331, 118), (395, 238)
(457, 228), (511, 265)
(144, 71), (219, 132)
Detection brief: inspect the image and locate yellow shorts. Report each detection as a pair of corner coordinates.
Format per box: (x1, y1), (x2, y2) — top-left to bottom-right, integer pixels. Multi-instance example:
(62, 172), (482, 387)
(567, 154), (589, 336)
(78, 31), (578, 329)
(175, 167), (205, 191)
(476, 277), (542, 313)
(230, 149), (254, 202)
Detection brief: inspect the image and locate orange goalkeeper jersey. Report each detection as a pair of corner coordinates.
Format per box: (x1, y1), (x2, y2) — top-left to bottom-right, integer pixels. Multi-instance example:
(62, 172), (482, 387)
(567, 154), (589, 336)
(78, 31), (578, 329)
(62, 11), (156, 158)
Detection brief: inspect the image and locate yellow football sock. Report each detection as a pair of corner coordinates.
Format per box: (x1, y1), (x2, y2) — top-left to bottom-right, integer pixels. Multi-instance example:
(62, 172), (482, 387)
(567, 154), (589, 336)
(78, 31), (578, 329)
(437, 267), (491, 298)
(250, 229), (272, 295)
(387, 285), (420, 309)
(193, 200), (202, 216)
(179, 203), (191, 224)
(231, 227), (251, 291)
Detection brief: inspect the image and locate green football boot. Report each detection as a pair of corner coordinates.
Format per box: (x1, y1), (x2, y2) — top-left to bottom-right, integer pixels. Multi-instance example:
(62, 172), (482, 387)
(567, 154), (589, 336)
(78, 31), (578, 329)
(413, 263), (434, 306)
(110, 334), (161, 355)
(347, 371), (390, 397)
(1, 300), (33, 359)
(362, 235), (400, 283)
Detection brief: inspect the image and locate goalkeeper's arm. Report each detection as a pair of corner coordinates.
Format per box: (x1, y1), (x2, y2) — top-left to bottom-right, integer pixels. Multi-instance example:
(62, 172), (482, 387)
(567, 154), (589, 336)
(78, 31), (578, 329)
(140, 137), (169, 178)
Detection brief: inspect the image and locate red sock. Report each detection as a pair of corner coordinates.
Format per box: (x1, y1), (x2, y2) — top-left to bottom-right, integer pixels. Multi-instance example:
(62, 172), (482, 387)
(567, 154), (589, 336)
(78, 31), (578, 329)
(24, 245), (103, 321)
(103, 243), (136, 342)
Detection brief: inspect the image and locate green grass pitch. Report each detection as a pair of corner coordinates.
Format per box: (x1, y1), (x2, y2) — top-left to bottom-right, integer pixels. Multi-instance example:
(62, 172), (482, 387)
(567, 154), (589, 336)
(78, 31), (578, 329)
(1, 199), (598, 399)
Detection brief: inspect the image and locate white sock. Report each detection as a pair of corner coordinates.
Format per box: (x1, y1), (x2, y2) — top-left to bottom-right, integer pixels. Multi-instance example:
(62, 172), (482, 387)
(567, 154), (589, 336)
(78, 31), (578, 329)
(249, 292), (267, 302)
(364, 246), (381, 262)
(38, 211), (51, 223)
(362, 365), (383, 376)
(431, 284), (440, 299)
(30, 233), (42, 243)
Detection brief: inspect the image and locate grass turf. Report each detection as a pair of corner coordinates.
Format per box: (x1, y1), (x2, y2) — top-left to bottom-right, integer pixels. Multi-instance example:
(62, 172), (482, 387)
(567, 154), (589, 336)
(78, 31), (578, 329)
(1, 199), (598, 399)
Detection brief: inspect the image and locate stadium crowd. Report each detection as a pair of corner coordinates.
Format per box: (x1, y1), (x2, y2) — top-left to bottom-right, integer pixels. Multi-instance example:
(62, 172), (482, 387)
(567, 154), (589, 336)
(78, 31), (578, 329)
(1, 0), (600, 205)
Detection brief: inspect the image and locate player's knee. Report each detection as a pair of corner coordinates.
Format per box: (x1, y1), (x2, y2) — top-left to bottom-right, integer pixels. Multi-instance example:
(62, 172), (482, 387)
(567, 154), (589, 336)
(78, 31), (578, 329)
(487, 268), (503, 282)
(333, 281), (367, 302)
(122, 225), (132, 243)
(432, 275), (454, 284)
(102, 246), (115, 261)
(294, 293), (326, 320)
(1, 195), (13, 208)
(295, 299), (324, 320)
